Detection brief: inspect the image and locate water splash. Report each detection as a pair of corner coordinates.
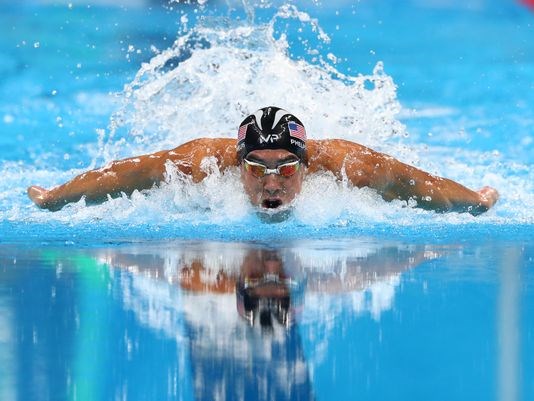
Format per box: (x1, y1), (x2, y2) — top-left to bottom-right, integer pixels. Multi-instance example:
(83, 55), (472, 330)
(99, 3), (404, 163)
(1, 1), (533, 240)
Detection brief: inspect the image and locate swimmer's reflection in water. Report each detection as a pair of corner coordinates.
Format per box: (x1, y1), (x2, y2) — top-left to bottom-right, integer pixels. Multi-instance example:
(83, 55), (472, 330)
(94, 244), (441, 400)
(236, 249), (303, 330)
(100, 243), (438, 330)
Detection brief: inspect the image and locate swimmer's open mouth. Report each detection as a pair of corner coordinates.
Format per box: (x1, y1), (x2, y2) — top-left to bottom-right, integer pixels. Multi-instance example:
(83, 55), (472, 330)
(262, 199), (282, 209)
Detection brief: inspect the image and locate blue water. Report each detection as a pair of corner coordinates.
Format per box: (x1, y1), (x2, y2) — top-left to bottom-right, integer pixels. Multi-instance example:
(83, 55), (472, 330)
(0, 0), (533, 400)
(1, 239), (533, 400)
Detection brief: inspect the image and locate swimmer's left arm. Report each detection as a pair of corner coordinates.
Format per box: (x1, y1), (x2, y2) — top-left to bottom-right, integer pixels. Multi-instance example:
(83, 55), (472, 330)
(308, 139), (499, 215)
(373, 157), (499, 215)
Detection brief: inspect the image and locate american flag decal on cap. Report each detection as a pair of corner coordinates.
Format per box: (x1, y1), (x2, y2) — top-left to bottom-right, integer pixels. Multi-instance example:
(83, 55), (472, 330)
(288, 122), (306, 141)
(238, 122), (250, 142)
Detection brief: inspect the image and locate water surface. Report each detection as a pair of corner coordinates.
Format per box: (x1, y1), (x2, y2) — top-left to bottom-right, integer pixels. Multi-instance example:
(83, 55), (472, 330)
(1, 239), (533, 400)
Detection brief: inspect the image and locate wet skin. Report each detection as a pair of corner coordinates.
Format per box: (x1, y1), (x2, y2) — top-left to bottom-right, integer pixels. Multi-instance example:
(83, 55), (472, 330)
(240, 149), (305, 210)
(27, 138), (499, 214)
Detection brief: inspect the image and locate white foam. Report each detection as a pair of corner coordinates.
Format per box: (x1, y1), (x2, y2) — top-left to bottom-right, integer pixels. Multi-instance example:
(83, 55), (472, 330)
(99, 7), (404, 160)
(2, 2), (533, 231)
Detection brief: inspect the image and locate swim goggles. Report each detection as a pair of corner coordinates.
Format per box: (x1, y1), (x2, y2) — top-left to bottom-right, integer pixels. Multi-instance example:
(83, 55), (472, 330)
(243, 159), (300, 178)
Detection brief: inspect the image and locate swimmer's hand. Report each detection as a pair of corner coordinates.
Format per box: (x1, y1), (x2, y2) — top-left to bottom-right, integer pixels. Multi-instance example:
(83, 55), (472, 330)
(27, 186), (64, 211)
(476, 186), (499, 213)
(27, 186), (49, 208)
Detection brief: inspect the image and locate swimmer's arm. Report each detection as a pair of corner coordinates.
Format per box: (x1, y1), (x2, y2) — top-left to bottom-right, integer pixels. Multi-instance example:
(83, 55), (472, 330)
(309, 139), (498, 215)
(28, 151), (169, 211)
(99, 252), (236, 293)
(374, 159), (499, 215)
(27, 138), (237, 211)
(306, 248), (431, 293)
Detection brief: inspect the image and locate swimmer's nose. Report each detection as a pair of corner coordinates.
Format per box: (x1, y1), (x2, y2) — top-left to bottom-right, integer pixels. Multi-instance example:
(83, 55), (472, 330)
(263, 174), (282, 195)
(265, 188), (280, 196)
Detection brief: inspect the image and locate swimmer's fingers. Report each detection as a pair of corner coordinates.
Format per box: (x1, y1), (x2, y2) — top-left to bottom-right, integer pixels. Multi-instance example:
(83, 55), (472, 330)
(477, 186), (499, 210)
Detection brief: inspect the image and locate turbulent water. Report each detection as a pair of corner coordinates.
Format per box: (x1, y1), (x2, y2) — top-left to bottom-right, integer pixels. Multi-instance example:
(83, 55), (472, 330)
(0, 0), (533, 243)
(1, 5), (533, 399)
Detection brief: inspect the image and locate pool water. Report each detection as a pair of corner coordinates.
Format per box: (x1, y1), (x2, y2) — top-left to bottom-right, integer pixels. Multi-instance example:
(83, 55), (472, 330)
(0, 0), (533, 400)
(1, 239), (533, 401)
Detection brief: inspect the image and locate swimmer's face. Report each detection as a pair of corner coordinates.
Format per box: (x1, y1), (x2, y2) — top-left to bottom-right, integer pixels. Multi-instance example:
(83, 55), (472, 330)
(241, 149), (305, 210)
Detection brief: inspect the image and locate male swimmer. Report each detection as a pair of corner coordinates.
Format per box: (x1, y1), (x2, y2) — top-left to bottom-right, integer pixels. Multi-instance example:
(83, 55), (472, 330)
(27, 106), (499, 215)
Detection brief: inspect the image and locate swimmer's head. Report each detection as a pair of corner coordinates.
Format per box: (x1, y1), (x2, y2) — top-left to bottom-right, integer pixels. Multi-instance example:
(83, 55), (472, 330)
(236, 106), (307, 162)
(236, 249), (304, 330)
(238, 107), (307, 211)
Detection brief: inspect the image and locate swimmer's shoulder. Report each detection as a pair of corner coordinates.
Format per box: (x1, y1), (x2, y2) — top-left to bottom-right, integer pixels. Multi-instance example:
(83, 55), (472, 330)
(167, 137), (238, 167)
(168, 137), (234, 150)
(306, 138), (365, 161)
(307, 138), (367, 153)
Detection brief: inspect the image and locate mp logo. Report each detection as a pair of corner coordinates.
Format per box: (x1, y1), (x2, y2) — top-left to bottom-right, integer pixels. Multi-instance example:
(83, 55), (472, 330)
(259, 134), (281, 144)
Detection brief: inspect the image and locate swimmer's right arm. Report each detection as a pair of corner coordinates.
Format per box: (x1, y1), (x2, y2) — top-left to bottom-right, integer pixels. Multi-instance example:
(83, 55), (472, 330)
(28, 151), (168, 211)
(27, 138), (237, 211)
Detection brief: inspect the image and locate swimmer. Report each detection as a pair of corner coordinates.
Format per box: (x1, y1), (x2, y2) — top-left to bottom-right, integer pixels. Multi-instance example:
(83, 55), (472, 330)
(27, 106), (499, 215)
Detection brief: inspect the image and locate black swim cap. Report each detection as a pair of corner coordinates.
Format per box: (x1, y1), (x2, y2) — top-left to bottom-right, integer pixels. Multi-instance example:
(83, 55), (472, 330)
(236, 106), (307, 161)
